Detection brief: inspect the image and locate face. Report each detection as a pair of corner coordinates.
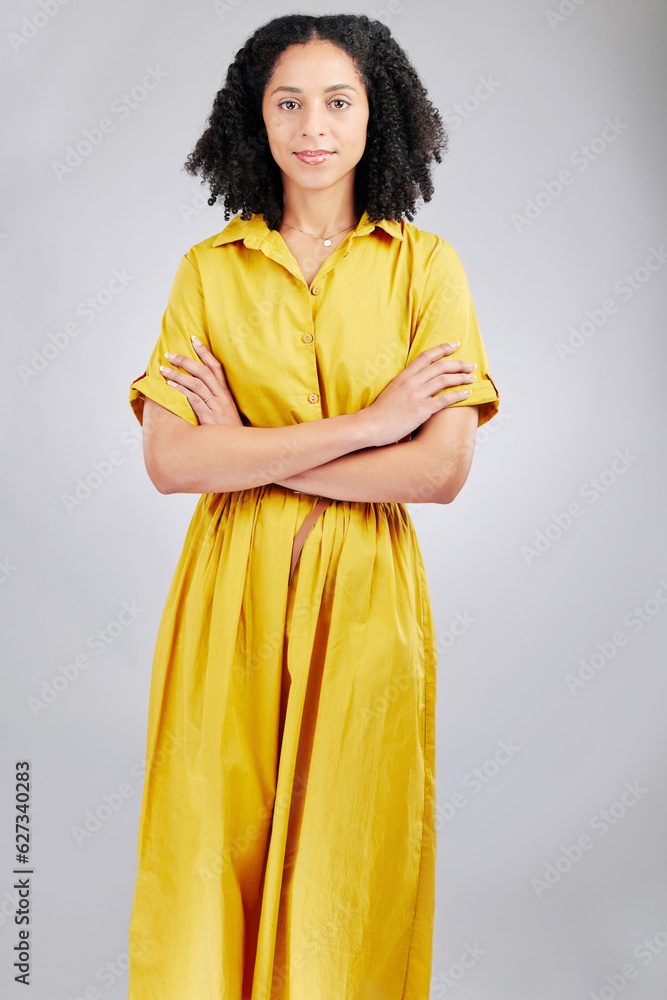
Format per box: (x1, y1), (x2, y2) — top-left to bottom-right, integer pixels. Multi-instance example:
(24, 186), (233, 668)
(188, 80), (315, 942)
(261, 39), (370, 200)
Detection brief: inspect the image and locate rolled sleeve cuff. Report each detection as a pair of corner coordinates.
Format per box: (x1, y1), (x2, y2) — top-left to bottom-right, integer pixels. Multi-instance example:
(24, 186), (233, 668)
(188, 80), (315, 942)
(439, 372), (500, 428)
(129, 372), (199, 427)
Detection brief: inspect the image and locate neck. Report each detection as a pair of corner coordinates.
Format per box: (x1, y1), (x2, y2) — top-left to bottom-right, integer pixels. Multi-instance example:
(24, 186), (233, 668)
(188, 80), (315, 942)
(279, 184), (360, 236)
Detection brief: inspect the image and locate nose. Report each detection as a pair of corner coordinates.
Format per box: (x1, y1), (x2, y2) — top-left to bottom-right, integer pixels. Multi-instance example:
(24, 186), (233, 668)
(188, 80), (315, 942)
(300, 102), (327, 138)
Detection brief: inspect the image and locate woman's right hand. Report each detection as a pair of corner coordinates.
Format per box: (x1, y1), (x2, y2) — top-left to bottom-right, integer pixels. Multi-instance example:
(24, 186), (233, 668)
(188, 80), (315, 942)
(362, 342), (477, 447)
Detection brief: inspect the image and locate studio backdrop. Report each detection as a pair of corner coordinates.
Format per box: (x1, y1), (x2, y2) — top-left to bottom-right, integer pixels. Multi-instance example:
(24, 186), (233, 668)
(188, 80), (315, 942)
(2, 1), (666, 998)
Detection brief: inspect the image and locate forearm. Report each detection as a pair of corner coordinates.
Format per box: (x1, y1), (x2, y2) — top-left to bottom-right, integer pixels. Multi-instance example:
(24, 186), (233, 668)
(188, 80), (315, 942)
(147, 405), (373, 494)
(275, 438), (453, 504)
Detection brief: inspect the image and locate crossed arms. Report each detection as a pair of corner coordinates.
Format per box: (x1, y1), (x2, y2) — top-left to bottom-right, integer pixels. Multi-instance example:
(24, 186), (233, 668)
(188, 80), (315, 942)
(140, 339), (480, 505)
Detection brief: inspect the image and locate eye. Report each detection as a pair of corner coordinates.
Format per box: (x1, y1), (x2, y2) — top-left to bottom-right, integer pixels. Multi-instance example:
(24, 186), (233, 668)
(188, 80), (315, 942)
(277, 98), (351, 111)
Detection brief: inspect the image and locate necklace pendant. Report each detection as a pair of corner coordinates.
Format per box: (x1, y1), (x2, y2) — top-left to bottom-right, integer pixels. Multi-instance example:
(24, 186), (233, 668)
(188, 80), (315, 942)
(323, 239), (332, 247)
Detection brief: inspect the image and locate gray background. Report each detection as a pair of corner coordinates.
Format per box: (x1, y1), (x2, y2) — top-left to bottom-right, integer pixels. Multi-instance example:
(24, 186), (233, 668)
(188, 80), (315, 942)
(2, 0), (666, 997)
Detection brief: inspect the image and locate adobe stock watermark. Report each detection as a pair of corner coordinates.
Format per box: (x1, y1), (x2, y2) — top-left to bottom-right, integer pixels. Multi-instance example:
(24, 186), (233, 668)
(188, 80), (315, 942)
(0, 882), (26, 930)
(437, 610), (477, 652)
(27, 601), (145, 717)
(350, 340), (406, 397)
(0, 557), (17, 585)
(443, 74), (501, 131)
(230, 285), (285, 345)
(511, 116), (629, 234)
(546, 0), (588, 31)
(17, 268), (134, 385)
(51, 66), (168, 181)
(565, 578), (667, 695)
(587, 917), (667, 1000)
(555, 245), (667, 360)
(405, 424), (480, 504)
(63, 929), (157, 999)
(180, 129), (269, 221)
(70, 731), (188, 847)
(179, 186), (213, 224)
(521, 448), (638, 567)
(474, 408), (509, 451)
(252, 892), (353, 1000)
(431, 941), (486, 996)
(65, 953), (132, 999)
(368, 0), (418, 27)
(352, 610), (474, 732)
(530, 780), (649, 898)
(197, 767), (309, 884)
(212, 0), (244, 20)
(61, 427), (142, 514)
(436, 739), (521, 829)
(8, 0), (71, 53)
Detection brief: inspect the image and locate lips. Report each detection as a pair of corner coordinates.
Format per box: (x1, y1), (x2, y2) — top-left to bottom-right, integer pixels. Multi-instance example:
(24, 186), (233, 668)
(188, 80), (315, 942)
(294, 150), (334, 164)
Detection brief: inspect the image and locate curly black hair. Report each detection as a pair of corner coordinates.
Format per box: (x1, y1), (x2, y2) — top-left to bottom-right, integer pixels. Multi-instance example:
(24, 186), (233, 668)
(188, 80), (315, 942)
(184, 13), (448, 230)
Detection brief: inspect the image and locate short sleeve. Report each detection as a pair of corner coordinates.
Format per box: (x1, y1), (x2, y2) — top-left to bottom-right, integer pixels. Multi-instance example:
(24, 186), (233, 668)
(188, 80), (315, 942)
(129, 251), (210, 427)
(407, 241), (500, 428)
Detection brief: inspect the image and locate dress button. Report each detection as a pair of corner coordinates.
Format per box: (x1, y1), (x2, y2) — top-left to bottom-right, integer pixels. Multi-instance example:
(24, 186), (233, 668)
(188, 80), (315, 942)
(311, 285), (320, 295)
(308, 392), (319, 403)
(302, 333), (313, 343)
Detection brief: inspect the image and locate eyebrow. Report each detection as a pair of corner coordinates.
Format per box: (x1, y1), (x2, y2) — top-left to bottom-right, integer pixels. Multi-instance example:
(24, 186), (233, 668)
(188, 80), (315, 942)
(269, 84), (359, 96)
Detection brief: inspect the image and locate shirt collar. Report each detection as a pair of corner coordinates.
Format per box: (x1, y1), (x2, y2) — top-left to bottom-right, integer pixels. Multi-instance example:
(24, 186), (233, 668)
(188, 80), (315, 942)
(211, 209), (405, 248)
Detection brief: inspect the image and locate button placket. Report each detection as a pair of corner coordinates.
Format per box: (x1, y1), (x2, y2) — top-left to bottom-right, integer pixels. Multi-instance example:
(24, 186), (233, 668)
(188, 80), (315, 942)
(307, 278), (322, 407)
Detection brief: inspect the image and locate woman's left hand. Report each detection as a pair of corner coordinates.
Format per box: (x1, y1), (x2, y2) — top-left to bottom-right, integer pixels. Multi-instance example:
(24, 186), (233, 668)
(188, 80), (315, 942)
(160, 336), (243, 426)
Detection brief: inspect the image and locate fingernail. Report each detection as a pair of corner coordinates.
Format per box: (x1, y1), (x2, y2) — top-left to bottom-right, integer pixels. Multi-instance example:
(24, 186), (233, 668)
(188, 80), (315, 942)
(165, 352), (176, 359)
(160, 366), (172, 373)
(191, 336), (202, 345)
(449, 341), (460, 348)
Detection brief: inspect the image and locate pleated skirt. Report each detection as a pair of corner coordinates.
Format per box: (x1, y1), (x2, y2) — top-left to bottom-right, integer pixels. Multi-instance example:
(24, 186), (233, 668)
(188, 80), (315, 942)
(128, 483), (437, 999)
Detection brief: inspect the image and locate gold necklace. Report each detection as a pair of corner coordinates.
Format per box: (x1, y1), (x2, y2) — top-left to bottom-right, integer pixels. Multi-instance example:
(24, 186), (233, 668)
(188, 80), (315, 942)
(281, 220), (358, 247)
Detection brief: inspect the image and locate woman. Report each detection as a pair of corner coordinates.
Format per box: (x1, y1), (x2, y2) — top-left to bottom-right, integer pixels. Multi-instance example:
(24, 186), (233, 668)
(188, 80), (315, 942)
(127, 12), (499, 1000)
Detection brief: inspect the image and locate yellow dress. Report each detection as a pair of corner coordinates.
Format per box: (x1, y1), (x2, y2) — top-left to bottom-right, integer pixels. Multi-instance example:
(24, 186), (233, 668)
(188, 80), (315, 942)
(127, 210), (500, 1000)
